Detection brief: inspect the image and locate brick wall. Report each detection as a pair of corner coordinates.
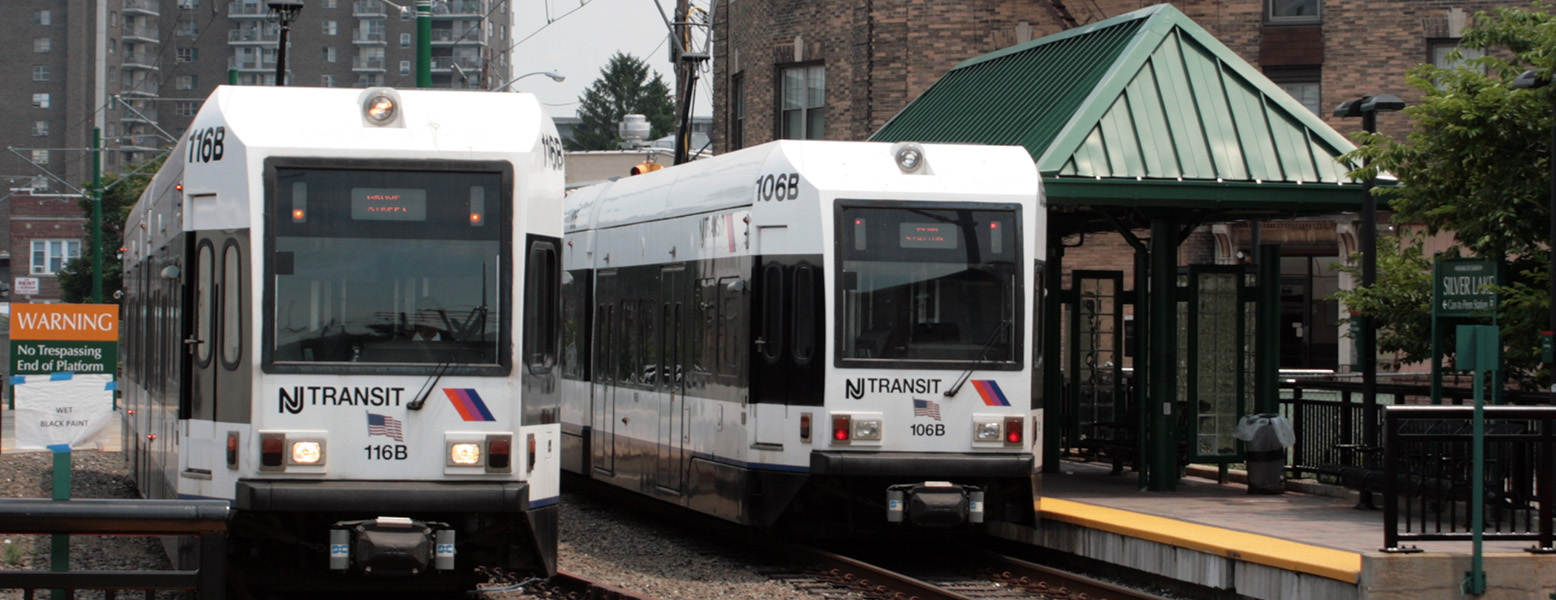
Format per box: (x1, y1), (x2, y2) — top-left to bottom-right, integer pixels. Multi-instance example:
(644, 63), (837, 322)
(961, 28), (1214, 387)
(9, 190), (88, 303)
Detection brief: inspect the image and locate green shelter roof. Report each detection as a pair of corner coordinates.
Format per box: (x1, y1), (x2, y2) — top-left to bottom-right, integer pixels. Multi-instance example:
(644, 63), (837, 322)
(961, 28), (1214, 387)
(870, 4), (1370, 213)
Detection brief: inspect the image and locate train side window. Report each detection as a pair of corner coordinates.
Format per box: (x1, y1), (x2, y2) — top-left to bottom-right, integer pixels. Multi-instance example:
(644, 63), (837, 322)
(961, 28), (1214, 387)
(717, 276), (745, 377)
(621, 300), (635, 385)
(524, 240), (559, 374)
(639, 298), (657, 389)
(561, 270), (588, 381)
(1033, 260), (1046, 407)
(760, 263), (784, 362)
(791, 263), (815, 364)
(221, 242), (242, 369)
(195, 242), (215, 367)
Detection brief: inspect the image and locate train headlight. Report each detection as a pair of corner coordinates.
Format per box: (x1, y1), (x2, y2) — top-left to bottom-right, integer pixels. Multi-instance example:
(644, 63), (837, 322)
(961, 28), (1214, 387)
(359, 87), (404, 127)
(854, 418), (882, 441)
(974, 420), (1003, 442)
(449, 442), (482, 466)
(291, 440), (324, 465)
(891, 142), (928, 174)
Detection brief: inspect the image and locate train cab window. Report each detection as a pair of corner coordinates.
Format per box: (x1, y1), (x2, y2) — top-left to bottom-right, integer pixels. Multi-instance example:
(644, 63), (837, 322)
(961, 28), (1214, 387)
(195, 242), (214, 367)
(265, 165), (508, 373)
(523, 239), (558, 374)
(836, 203), (1022, 369)
(221, 242), (242, 369)
(760, 263), (784, 362)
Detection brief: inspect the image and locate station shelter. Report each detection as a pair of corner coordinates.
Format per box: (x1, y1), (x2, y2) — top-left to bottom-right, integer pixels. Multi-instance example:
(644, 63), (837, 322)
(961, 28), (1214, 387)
(871, 4), (1373, 491)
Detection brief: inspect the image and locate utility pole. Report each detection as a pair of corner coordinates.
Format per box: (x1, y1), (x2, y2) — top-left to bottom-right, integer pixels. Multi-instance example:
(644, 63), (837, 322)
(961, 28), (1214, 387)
(91, 127), (102, 303)
(417, 0), (432, 87)
(671, 0), (707, 165)
(268, 1), (303, 86)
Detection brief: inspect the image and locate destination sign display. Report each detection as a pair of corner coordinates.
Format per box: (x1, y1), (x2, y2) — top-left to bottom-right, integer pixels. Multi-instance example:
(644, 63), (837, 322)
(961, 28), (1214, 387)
(900, 223), (959, 249)
(1435, 258), (1500, 317)
(351, 188), (427, 221)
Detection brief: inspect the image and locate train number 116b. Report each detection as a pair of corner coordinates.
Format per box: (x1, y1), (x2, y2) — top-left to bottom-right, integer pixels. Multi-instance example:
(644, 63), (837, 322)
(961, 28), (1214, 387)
(364, 444), (408, 460)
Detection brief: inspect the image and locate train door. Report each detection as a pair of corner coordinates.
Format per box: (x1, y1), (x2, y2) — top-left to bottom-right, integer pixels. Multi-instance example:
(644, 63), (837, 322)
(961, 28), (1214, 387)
(591, 271), (618, 475)
(751, 259), (787, 448)
(656, 266), (687, 492)
(185, 238), (217, 425)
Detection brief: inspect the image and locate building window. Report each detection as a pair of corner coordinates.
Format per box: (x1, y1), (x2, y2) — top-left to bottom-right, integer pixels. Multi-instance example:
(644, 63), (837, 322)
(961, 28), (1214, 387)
(323, 20), (337, 36)
(34, 10), (50, 25)
(321, 74), (335, 87)
(111, 11), (119, 27)
(177, 0), (199, 8)
(1430, 39), (1486, 87)
(400, 60), (411, 75)
(401, 33), (412, 48)
(32, 150), (48, 164)
(34, 38), (50, 53)
(730, 73), (745, 151)
(780, 64), (825, 140)
(176, 74), (196, 90)
(32, 240), (81, 276)
(323, 0), (336, 7)
(1267, 67), (1321, 116)
(1267, 0), (1319, 24)
(323, 47), (338, 62)
(32, 121), (48, 136)
(176, 18), (198, 36)
(177, 47), (197, 63)
(32, 93), (50, 109)
(176, 101), (198, 117)
(32, 66), (49, 82)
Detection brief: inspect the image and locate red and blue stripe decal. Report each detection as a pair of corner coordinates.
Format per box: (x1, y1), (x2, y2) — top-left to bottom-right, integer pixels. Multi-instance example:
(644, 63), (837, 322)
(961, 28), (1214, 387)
(971, 380), (1010, 406)
(443, 388), (496, 421)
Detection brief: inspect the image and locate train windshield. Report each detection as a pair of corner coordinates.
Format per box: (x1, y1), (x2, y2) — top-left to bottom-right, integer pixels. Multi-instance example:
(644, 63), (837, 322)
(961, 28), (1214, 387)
(266, 166), (507, 371)
(837, 203), (1021, 367)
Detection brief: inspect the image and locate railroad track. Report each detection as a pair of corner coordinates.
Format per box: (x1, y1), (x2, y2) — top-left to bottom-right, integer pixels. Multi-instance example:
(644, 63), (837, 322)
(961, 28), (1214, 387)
(476, 568), (660, 600)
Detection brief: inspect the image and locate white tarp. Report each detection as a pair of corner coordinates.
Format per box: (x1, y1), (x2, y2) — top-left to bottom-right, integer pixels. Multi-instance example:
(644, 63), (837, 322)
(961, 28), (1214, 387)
(12, 373), (116, 450)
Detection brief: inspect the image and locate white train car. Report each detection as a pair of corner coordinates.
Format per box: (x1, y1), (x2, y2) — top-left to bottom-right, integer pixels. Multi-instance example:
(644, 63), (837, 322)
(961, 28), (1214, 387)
(560, 140), (1043, 535)
(121, 85), (564, 592)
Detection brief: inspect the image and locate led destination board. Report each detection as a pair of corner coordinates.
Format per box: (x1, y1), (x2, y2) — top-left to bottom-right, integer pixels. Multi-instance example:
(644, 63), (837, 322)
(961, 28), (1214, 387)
(900, 223), (959, 249)
(351, 188), (427, 221)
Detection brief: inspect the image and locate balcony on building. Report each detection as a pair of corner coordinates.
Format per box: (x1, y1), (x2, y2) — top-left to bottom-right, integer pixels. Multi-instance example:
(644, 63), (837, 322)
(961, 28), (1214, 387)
(120, 112), (158, 126)
(230, 56), (277, 71)
(354, 30), (387, 44)
(123, 24), (160, 43)
(353, 0), (387, 17)
(121, 78), (159, 97)
(435, 0), (483, 17)
(430, 27), (485, 45)
(228, 2), (269, 18)
(229, 28), (280, 44)
(430, 56), (481, 74)
(122, 51), (160, 71)
(353, 56), (387, 72)
(123, 0), (160, 17)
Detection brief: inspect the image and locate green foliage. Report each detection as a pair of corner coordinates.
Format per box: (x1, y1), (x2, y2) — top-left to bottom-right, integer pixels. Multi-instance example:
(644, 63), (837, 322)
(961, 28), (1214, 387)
(1332, 233), (1434, 364)
(1338, 1), (1556, 386)
(568, 52), (676, 151)
(56, 155), (162, 305)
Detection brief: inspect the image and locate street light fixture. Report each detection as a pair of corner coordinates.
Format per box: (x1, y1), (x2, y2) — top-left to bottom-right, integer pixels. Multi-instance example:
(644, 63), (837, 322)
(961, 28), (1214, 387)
(1333, 93), (1405, 454)
(267, 1), (304, 86)
(496, 71), (565, 92)
(1511, 68), (1556, 393)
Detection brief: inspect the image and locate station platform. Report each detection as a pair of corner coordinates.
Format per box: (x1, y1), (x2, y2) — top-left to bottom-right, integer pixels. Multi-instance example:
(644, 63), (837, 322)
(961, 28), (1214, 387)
(992, 459), (1556, 600)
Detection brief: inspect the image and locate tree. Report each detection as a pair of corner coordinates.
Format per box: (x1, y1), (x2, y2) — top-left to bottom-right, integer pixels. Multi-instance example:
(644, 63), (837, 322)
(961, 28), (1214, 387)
(1336, 1), (1556, 386)
(56, 156), (161, 305)
(568, 52), (675, 151)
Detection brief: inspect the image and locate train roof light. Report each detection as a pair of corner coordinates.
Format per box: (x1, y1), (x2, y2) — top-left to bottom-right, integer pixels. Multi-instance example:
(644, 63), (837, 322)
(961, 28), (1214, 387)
(360, 87), (404, 127)
(891, 142), (928, 174)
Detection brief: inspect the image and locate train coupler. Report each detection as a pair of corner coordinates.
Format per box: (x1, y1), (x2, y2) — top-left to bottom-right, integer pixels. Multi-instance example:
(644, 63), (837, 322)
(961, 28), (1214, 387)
(886, 482), (984, 527)
(330, 517), (456, 576)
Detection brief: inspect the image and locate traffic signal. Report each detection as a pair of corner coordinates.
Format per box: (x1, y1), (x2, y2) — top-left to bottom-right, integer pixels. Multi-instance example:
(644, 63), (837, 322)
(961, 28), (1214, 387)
(630, 162), (663, 176)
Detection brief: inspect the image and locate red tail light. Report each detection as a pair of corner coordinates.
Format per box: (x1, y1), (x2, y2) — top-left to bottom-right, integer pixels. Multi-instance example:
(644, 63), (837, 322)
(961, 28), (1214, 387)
(1004, 417), (1024, 445)
(832, 415), (851, 442)
(261, 435), (284, 467)
(488, 436), (512, 471)
(226, 432), (240, 469)
(526, 434), (537, 473)
(799, 413), (812, 442)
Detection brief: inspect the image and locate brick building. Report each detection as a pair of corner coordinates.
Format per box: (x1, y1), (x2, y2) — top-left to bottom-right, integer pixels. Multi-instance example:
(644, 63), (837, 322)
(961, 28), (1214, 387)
(711, 0), (1527, 371)
(6, 189), (90, 303)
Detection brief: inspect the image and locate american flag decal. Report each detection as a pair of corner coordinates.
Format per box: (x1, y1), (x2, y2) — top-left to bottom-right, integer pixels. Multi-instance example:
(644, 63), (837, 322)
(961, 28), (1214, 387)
(913, 398), (942, 421)
(367, 413), (404, 442)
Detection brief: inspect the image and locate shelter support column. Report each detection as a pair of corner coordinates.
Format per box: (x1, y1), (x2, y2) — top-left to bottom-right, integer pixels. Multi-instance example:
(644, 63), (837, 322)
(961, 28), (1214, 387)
(1256, 245), (1281, 414)
(1148, 219), (1178, 491)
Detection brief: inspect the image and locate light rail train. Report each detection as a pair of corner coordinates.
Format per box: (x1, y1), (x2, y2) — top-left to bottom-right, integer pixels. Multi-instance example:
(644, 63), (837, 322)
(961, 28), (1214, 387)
(120, 85), (564, 592)
(559, 140), (1044, 535)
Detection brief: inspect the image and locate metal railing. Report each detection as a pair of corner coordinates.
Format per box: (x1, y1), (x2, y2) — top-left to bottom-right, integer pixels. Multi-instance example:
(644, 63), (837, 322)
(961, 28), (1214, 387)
(0, 498), (230, 598)
(1380, 406), (1555, 551)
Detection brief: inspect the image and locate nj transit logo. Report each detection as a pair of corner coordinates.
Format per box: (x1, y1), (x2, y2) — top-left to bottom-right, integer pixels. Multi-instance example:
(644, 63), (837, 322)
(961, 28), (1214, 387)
(443, 388), (496, 421)
(971, 380), (1011, 406)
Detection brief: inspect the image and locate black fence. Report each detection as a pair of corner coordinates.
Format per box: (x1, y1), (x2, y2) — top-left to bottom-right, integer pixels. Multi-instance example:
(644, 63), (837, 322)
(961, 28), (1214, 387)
(0, 498), (230, 599)
(1378, 406), (1555, 551)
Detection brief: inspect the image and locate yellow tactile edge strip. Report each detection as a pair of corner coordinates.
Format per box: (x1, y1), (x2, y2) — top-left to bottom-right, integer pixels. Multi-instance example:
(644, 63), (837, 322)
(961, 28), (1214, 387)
(1042, 498), (1362, 584)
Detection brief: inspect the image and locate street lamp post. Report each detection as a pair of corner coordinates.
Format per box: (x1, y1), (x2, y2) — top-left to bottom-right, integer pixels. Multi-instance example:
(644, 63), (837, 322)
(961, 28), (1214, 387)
(267, 1), (304, 86)
(1334, 93), (1405, 453)
(1512, 69), (1556, 394)
(496, 71), (565, 92)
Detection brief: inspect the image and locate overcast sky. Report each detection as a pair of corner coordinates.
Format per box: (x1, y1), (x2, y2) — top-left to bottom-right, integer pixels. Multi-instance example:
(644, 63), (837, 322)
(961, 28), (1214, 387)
(506, 0), (713, 120)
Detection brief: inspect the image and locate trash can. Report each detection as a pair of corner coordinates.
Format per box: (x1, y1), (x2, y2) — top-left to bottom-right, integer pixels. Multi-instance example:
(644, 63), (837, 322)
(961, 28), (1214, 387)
(1234, 413), (1295, 495)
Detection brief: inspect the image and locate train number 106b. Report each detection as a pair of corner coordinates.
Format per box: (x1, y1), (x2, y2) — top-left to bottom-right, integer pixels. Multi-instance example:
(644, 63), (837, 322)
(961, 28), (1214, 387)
(910, 424), (945, 436)
(364, 444), (408, 460)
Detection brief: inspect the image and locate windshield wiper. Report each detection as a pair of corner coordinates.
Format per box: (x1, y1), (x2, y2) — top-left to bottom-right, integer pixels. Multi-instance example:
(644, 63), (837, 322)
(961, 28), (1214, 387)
(944, 319), (1011, 398)
(408, 261), (490, 411)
